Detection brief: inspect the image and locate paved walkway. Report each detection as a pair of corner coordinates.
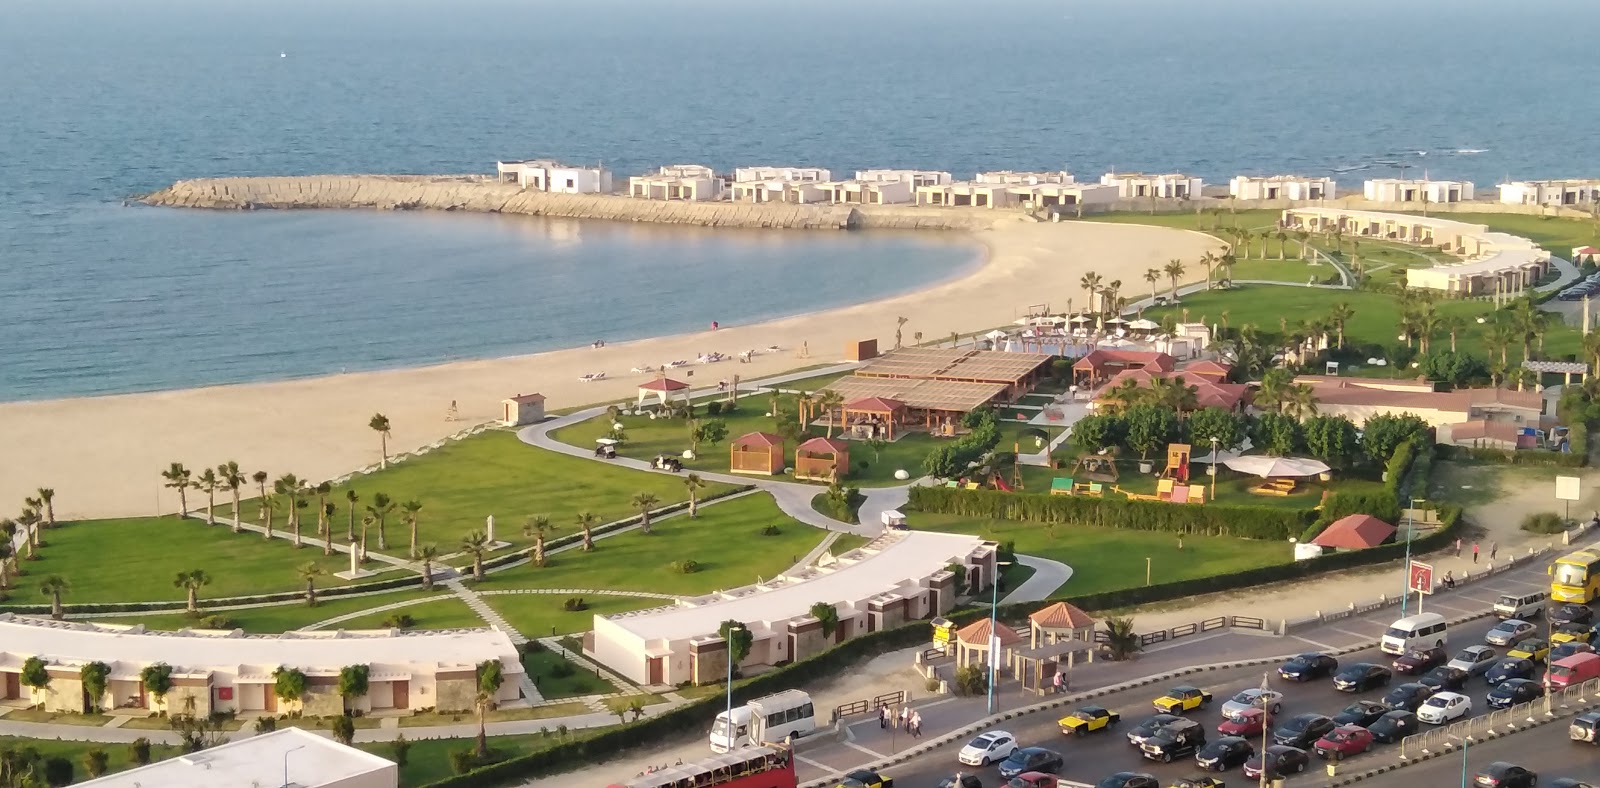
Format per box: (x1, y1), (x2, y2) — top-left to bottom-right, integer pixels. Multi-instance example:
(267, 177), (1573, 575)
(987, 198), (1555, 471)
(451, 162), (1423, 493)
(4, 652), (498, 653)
(1536, 255), (1579, 293)
(1003, 555), (1073, 604)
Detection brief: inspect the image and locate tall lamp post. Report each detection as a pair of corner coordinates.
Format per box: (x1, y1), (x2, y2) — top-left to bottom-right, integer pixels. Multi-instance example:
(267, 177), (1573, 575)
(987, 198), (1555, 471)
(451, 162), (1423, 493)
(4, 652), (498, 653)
(1209, 437), (1219, 500)
(986, 559), (1013, 716)
(283, 744), (306, 788)
(1401, 497), (1424, 616)
(1256, 671), (1270, 788)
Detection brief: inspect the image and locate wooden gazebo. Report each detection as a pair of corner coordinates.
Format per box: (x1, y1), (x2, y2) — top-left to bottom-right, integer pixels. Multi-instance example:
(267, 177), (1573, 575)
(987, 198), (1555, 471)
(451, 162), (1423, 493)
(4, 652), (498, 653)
(953, 618), (1023, 669)
(1028, 601), (1096, 647)
(842, 396), (906, 440)
(729, 432), (785, 475)
(794, 436), (850, 482)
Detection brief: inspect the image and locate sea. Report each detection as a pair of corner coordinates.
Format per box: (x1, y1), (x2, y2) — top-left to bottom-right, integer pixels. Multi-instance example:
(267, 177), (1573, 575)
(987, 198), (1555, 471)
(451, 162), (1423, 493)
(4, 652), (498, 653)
(3, 0), (1598, 402)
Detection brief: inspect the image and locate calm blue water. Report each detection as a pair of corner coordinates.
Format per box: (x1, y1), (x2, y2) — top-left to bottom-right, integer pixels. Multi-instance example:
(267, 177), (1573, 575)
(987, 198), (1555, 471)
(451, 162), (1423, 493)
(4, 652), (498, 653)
(3, 0), (1598, 401)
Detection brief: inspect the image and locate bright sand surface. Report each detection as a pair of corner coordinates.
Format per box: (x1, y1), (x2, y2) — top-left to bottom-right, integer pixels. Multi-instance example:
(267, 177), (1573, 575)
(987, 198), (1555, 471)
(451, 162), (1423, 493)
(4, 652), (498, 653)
(0, 218), (1216, 519)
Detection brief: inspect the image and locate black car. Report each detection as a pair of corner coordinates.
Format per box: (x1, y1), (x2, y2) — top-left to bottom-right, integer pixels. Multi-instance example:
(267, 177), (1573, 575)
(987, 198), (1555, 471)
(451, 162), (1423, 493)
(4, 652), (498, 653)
(1369, 710), (1419, 743)
(939, 775), (983, 788)
(1332, 700), (1390, 728)
(1278, 652), (1338, 681)
(1094, 773), (1159, 788)
(1419, 665), (1471, 692)
(1393, 646), (1448, 675)
(1381, 682), (1436, 712)
(1193, 736), (1253, 772)
(1550, 780), (1598, 788)
(1273, 713), (1336, 749)
(1485, 658), (1537, 686)
(1474, 761), (1537, 788)
(997, 748), (1063, 780)
(1551, 604), (1595, 628)
(1126, 714), (1184, 746)
(1242, 745), (1310, 779)
(1486, 678), (1544, 709)
(1139, 719), (1205, 764)
(1333, 663), (1393, 692)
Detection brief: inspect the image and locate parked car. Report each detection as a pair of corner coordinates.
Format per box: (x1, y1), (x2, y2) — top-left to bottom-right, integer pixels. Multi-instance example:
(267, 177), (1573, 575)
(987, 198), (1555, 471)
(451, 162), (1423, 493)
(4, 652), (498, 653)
(1552, 604), (1595, 628)
(1486, 658), (1537, 686)
(1166, 779), (1225, 788)
(1369, 710), (1420, 743)
(1334, 663), (1393, 692)
(1242, 745), (1309, 780)
(1332, 700), (1390, 728)
(1093, 774), (1158, 788)
(839, 770), (893, 788)
(1551, 641), (1596, 662)
(1509, 638), (1551, 663)
(1487, 619), (1537, 646)
(1139, 719), (1206, 764)
(1217, 708), (1270, 737)
(1274, 714), (1336, 749)
(1486, 678), (1544, 709)
(1313, 724), (1374, 760)
(958, 731), (1018, 766)
(1393, 646), (1448, 675)
(1381, 682), (1436, 712)
(1153, 686), (1213, 714)
(1127, 715), (1185, 746)
(1473, 762), (1538, 788)
(1417, 691), (1472, 724)
(1221, 688), (1284, 718)
(1570, 711), (1600, 744)
(1278, 652), (1339, 681)
(1552, 623), (1595, 645)
(1059, 706), (1120, 736)
(998, 748), (1063, 780)
(1193, 736), (1253, 772)
(1419, 665), (1471, 692)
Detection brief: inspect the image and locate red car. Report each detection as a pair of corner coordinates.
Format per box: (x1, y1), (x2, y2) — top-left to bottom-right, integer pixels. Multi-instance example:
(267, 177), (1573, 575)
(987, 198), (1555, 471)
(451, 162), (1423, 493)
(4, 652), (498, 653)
(1218, 708), (1271, 737)
(1313, 724), (1374, 760)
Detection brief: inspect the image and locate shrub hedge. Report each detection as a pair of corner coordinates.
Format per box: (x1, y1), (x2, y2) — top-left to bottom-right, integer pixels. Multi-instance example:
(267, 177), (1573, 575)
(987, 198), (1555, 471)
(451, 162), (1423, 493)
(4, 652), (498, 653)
(905, 485), (1315, 540)
(1436, 445), (1585, 468)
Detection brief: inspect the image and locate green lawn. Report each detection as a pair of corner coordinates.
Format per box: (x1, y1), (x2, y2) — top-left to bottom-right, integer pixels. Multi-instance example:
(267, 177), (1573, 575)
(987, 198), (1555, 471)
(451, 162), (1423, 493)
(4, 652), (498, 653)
(1435, 212), (1600, 254)
(488, 593), (663, 638)
(474, 493), (827, 595)
(0, 516), (355, 607)
(227, 430), (738, 554)
(360, 726), (616, 787)
(912, 513), (1291, 597)
(336, 596), (485, 631)
(105, 589), (449, 633)
(0, 736), (184, 783)
(521, 648), (615, 699)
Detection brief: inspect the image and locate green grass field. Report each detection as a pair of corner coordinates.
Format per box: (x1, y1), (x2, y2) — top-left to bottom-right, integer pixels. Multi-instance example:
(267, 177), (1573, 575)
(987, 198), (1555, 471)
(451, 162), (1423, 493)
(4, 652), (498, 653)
(103, 588), (452, 632)
(1438, 212), (1600, 253)
(0, 736), (185, 784)
(520, 648), (614, 699)
(336, 596), (485, 631)
(486, 592), (663, 638)
(0, 516), (355, 607)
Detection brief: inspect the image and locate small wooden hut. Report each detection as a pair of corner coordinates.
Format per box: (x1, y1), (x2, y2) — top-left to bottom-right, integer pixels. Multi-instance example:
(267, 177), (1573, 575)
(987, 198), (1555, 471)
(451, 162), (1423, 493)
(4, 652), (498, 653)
(729, 432), (785, 475)
(794, 436), (850, 482)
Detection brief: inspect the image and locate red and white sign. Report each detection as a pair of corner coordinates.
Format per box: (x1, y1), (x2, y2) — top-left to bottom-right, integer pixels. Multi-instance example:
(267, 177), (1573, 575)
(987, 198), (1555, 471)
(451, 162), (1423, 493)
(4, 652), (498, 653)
(1408, 561), (1435, 595)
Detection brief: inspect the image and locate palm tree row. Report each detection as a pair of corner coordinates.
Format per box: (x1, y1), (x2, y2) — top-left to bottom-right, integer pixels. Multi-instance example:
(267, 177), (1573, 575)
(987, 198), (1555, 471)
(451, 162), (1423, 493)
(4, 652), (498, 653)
(1, 489), (58, 591)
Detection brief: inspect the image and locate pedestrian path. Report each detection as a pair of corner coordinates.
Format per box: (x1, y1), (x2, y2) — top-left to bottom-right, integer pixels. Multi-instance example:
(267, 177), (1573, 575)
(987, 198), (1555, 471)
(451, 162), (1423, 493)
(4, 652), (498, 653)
(1002, 555), (1073, 603)
(444, 578), (544, 703)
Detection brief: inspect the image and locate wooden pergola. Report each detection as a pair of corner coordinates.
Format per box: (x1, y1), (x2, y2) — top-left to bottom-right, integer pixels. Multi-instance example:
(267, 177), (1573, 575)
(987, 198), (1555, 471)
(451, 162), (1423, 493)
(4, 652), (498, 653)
(729, 432), (784, 475)
(953, 618), (1023, 670)
(794, 436), (850, 482)
(842, 396), (906, 440)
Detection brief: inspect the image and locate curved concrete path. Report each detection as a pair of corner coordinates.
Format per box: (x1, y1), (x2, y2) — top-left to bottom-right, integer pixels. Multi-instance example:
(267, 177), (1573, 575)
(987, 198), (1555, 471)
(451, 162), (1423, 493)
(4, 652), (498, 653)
(1002, 555), (1073, 603)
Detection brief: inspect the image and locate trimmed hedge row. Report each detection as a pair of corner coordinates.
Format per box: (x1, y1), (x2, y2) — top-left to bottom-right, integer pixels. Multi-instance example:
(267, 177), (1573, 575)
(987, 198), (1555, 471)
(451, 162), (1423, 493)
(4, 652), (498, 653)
(906, 485), (1315, 540)
(1437, 444), (1585, 467)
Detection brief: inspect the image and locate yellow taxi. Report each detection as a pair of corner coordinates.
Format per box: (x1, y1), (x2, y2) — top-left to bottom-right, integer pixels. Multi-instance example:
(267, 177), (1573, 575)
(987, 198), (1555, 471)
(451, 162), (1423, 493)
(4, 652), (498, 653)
(1152, 685), (1213, 714)
(1509, 637), (1551, 663)
(1552, 623), (1596, 645)
(1058, 705), (1121, 735)
(837, 768), (893, 788)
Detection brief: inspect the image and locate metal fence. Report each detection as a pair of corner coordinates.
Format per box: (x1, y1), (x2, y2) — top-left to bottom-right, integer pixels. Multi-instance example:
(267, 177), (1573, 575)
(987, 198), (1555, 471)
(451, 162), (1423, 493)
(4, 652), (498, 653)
(830, 690), (909, 723)
(1398, 677), (1600, 759)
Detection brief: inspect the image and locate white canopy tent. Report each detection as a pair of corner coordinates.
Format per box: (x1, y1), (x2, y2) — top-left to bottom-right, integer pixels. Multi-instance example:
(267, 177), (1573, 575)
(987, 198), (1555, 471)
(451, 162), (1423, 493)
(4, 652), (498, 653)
(1222, 456), (1331, 478)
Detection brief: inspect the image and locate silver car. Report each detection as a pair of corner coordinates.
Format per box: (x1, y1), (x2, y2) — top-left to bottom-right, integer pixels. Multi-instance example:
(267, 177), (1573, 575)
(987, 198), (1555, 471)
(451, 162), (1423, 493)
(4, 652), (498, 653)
(1221, 687), (1284, 718)
(1447, 645), (1498, 676)
(1485, 619), (1535, 646)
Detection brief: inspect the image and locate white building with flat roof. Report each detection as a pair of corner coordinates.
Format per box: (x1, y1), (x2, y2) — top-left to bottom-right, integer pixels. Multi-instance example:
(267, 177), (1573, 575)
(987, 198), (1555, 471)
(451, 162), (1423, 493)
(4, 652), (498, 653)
(1363, 178), (1475, 203)
(733, 166), (831, 183)
(730, 180), (831, 204)
(1099, 172), (1203, 199)
(630, 164), (724, 201)
(854, 169), (953, 188)
(496, 160), (612, 193)
(914, 180), (1117, 210)
(1498, 179), (1600, 207)
(77, 727), (397, 788)
(0, 613), (524, 717)
(1229, 175), (1335, 201)
(587, 530), (994, 686)
(974, 170), (1075, 186)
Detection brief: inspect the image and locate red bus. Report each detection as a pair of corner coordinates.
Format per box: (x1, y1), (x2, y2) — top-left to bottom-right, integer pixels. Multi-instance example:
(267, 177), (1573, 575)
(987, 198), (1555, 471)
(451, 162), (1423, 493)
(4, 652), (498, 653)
(607, 745), (796, 788)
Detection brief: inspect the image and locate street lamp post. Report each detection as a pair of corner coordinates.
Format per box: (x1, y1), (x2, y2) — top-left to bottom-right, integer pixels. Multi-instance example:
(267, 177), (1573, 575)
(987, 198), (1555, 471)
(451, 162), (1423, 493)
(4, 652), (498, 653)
(283, 744), (306, 788)
(1401, 497), (1423, 616)
(1145, 557), (1151, 587)
(986, 559), (1013, 716)
(1209, 437), (1219, 500)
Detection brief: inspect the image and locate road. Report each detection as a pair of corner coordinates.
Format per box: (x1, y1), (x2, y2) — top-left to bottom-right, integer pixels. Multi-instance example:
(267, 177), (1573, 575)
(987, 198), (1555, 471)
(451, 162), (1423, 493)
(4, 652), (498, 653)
(1360, 725), (1598, 787)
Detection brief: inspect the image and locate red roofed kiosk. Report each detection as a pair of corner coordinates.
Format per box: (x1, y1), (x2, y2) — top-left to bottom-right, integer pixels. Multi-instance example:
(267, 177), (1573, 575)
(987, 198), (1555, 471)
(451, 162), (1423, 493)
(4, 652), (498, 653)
(794, 436), (849, 482)
(1311, 514), (1397, 550)
(729, 432), (785, 475)
(636, 377), (691, 409)
(842, 396), (906, 440)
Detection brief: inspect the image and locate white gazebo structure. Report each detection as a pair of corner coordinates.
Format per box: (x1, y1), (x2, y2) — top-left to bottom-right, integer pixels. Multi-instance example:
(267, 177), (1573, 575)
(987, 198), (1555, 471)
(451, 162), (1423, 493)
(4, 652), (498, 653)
(637, 377), (691, 409)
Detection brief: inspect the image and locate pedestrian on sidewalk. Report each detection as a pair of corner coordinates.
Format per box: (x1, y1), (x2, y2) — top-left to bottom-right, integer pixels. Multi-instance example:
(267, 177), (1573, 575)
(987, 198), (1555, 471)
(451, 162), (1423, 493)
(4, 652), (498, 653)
(1444, 571), (1455, 590)
(878, 705), (889, 729)
(899, 705), (910, 730)
(1490, 541), (1498, 561)
(1455, 537), (1463, 557)
(1052, 671), (1064, 694)
(911, 710), (923, 738)
(1473, 542), (1480, 564)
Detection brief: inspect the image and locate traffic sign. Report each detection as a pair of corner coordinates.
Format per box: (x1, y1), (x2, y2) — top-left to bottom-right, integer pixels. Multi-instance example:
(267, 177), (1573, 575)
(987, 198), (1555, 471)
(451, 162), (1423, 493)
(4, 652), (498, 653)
(1408, 561), (1434, 595)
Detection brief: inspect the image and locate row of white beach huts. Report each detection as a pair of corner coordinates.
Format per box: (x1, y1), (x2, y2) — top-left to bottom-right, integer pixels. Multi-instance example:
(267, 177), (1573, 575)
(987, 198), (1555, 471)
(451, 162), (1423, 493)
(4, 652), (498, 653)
(493, 159), (1600, 211)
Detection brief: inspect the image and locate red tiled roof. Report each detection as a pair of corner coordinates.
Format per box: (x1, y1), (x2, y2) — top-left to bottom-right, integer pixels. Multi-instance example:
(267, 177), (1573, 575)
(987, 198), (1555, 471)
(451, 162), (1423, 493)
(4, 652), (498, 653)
(1575, 246), (1600, 255)
(1028, 601), (1095, 630)
(956, 618), (1023, 645)
(1094, 369), (1249, 410)
(1308, 384), (1540, 415)
(1073, 349), (1176, 373)
(505, 393), (546, 403)
(1450, 420), (1528, 444)
(844, 396), (906, 412)
(638, 378), (690, 392)
(1312, 514), (1396, 550)
(732, 432), (784, 448)
(797, 436), (850, 454)
(1183, 360), (1233, 378)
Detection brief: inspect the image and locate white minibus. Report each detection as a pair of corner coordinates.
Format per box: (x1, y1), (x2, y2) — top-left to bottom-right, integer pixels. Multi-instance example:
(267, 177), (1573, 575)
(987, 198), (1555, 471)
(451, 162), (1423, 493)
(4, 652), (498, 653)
(1381, 612), (1448, 655)
(709, 690), (815, 752)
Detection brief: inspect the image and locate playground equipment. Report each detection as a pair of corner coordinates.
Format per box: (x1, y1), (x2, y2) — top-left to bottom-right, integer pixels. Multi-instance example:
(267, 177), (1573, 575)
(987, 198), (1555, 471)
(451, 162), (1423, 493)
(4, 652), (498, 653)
(1112, 479), (1205, 504)
(1071, 450), (1119, 483)
(1161, 443), (1191, 483)
(1250, 477), (1297, 496)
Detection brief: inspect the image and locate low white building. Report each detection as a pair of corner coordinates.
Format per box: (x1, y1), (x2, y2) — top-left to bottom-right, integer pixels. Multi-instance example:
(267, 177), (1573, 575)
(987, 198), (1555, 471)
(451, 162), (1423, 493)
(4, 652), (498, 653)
(1497, 179), (1600, 208)
(495, 160), (612, 194)
(1229, 175), (1335, 201)
(629, 164), (725, 201)
(733, 166), (831, 183)
(77, 727), (397, 788)
(915, 180), (1117, 210)
(914, 180), (1017, 208)
(975, 170), (1075, 186)
(730, 180), (831, 204)
(822, 179), (913, 205)
(1099, 172), (1204, 199)
(854, 169), (953, 188)
(1363, 178), (1475, 204)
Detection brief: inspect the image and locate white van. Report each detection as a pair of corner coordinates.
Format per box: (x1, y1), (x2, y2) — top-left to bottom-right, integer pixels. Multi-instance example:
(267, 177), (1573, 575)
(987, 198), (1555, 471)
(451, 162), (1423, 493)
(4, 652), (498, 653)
(709, 690), (815, 752)
(1382, 612), (1449, 655)
(1493, 591), (1547, 620)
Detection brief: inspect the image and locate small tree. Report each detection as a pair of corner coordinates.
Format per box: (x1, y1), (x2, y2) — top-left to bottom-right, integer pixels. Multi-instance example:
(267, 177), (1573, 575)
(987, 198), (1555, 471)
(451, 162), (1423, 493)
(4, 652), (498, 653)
(129, 738), (152, 765)
(1183, 407), (1246, 452)
(42, 757), (72, 786)
(273, 666), (307, 714)
(808, 602), (839, 638)
(1124, 404), (1179, 460)
(21, 656), (50, 707)
(173, 569), (211, 614)
(717, 620), (753, 666)
(631, 492), (660, 535)
(330, 714), (356, 746)
(1101, 616), (1142, 661)
(475, 660), (505, 759)
(390, 734), (412, 768)
(573, 512), (597, 552)
(369, 413), (392, 468)
(684, 473), (706, 518)
(1302, 414), (1361, 469)
(39, 574), (69, 620)
(1070, 413), (1125, 454)
(418, 544), (440, 590)
(1253, 412), (1304, 457)
(140, 663), (173, 712)
(80, 661), (111, 714)
(298, 561), (326, 607)
(866, 437), (888, 463)
(338, 664), (370, 712)
(461, 530), (490, 580)
(83, 748), (110, 779)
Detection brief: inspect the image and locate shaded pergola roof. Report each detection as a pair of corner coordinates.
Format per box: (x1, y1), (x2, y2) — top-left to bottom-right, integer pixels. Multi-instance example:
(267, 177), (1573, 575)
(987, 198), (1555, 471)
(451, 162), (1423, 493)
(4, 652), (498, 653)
(1028, 601), (1095, 630)
(956, 618), (1022, 645)
(821, 375), (1008, 414)
(797, 436), (850, 455)
(1312, 514), (1397, 549)
(731, 432), (784, 448)
(855, 347), (1052, 385)
(845, 396), (906, 413)
(638, 378), (690, 392)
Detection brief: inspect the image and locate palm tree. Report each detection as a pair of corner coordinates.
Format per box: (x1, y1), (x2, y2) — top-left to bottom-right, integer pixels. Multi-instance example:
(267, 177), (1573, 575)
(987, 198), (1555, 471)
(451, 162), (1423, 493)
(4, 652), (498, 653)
(814, 390), (844, 438)
(631, 492), (660, 535)
(894, 316), (909, 350)
(1219, 252), (1236, 285)
(1149, 375), (1200, 416)
(218, 462), (245, 532)
(574, 511), (598, 552)
(162, 463), (193, 517)
(194, 469), (219, 525)
(313, 482), (332, 546)
(1275, 230), (1288, 260)
(401, 500), (423, 558)
(367, 493), (395, 551)
(1163, 259), (1186, 303)
(18, 507), (41, 557)
(524, 515), (555, 566)
(298, 562), (326, 607)
(1143, 268), (1161, 303)
(684, 474), (706, 518)
(1295, 230), (1311, 260)
(1079, 271), (1103, 314)
(359, 514), (375, 562)
(35, 488), (55, 528)
(173, 570), (210, 614)
(1328, 302), (1355, 349)
(320, 502), (336, 556)
(344, 490), (360, 541)
(1101, 616), (1141, 661)
(251, 470), (269, 522)
(1416, 308), (1442, 356)
(40, 574), (69, 619)
(369, 413), (392, 469)
(274, 474), (305, 547)
(261, 495), (281, 540)
(417, 544), (440, 590)
(1282, 384), (1320, 420)
(1583, 330), (1600, 373)
(1442, 316), (1466, 353)
(1106, 279), (1123, 310)
(461, 530), (490, 581)
(1100, 377), (1148, 412)
(0, 541), (12, 591)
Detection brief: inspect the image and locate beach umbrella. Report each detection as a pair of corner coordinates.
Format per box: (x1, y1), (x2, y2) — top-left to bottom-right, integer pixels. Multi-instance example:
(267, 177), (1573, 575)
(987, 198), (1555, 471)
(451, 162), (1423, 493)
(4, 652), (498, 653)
(985, 329), (1008, 340)
(1105, 317), (1130, 326)
(1128, 318), (1160, 331)
(1222, 455), (1331, 478)
(1068, 315), (1092, 324)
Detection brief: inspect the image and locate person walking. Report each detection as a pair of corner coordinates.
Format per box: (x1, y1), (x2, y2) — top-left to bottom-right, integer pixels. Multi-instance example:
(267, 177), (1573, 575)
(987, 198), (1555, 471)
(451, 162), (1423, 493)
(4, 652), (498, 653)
(911, 710), (923, 738)
(1472, 542), (1480, 564)
(879, 705), (889, 729)
(899, 705), (910, 730)
(1455, 538), (1463, 557)
(1490, 541), (1498, 561)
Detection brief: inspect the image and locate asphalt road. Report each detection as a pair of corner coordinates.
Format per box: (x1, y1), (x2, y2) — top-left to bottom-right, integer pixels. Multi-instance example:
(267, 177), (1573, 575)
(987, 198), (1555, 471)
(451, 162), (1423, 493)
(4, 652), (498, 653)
(858, 614), (1561, 788)
(1359, 725), (1600, 787)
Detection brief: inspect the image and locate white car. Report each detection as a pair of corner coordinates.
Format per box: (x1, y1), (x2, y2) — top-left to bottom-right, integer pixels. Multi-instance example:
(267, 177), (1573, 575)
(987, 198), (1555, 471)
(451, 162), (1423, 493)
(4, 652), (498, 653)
(1447, 646), (1498, 676)
(1221, 687), (1285, 718)
(1485, 619), (1536, 647)
(1417, 691), (1472, 724)
(957, 731), (1017, 766)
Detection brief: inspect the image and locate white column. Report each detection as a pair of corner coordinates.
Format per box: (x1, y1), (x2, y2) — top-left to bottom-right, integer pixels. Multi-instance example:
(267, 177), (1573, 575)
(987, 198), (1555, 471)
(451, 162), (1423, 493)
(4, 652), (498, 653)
(350, 544), (359, 575)
(486, 515), (495, 544)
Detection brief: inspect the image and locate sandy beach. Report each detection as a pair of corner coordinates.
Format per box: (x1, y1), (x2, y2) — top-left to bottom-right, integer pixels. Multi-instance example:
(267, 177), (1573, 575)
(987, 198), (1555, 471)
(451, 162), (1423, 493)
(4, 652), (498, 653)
(0, 218), (1216, 519)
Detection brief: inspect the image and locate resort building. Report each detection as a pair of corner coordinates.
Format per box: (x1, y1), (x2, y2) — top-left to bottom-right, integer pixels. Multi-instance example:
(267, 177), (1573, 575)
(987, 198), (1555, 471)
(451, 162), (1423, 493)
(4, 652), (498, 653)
(822, 179), (913, 205)
(1099, 172), (1203, 200)
(913, 180), (1018, 208)
(1362, 178), (1475, 204)
(854, 169), (953, 188)
(629, 165), (726, 201)
(815, 348), (1054, 435)
(1072, 349), (1177, 386)
(974, 170), (1075, 186)
(1497, 179), (1600, 208)
(915, 180), (1117, 210)
(0, 614), (525, 716)
(78, 727), (397, 788)
(727, 167), (834, 203)
(1092, 368), (1250, 413)
(495, 160), (613, 194)
(1228, 175), (1335, 201)
(1292, 377), (1545, 444)
(733, 166), (832, 183)
(586, 530), (995, 686)
(1281, 207), (1550, 295)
